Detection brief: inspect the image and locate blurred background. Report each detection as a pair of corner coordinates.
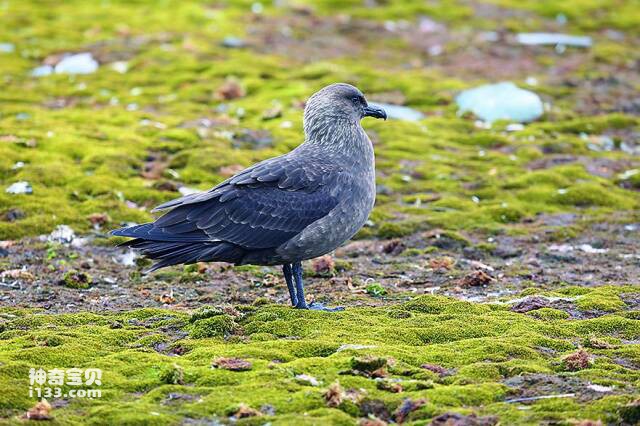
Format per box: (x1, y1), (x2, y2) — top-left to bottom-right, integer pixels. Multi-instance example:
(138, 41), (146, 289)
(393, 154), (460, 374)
(1, 1), (639, 302)
(1, 0), (638, 240)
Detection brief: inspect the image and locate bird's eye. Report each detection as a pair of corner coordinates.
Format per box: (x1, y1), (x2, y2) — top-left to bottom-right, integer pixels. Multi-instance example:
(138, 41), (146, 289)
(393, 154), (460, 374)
(352, 96), (363, 104)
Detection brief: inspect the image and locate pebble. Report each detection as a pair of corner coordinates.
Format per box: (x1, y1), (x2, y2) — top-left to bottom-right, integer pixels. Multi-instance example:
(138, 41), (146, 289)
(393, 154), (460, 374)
(0, 42), (15, 53)
(31, 65), (53, 77)
(111, 61), (128, 74)
(54, 52), (99, 74)
(516, 33), (592, 48)
(47, 225), (75, 244)
(295, 374), (320, 386)
(456, 82), (543, 123)
(114, 250), (138, 266)
(221, 36), (246, 48)
(6, 181), (32, 194)
(32, 52), (99, 77)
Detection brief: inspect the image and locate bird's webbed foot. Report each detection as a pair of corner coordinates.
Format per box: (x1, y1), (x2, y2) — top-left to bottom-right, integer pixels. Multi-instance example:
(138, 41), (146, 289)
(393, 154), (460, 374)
(290, 261), (344, 312)
(294, 301), (344, 312)
(308, 302), (345, 312)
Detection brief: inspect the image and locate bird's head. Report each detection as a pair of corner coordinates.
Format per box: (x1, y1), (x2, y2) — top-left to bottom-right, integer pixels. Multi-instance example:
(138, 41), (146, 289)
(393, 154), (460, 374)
(303, 83), (387, 131)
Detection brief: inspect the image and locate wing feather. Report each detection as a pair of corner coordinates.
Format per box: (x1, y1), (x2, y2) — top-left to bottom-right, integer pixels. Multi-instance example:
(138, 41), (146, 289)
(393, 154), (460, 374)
(142, 151), (341, 250)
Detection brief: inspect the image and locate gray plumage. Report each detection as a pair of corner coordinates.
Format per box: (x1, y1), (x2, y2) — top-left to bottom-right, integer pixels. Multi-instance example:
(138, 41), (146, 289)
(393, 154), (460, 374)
(112, 83), (386, 309)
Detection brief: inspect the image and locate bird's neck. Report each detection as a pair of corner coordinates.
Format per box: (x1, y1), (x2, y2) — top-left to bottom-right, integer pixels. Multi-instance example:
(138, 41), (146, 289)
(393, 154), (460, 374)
(303, 118), (374, 167)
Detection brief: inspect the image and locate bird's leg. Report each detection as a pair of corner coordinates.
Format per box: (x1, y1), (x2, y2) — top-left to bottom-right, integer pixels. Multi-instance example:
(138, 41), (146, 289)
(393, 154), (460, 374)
(292, 261), (308, 309)
(292, 261), (344, 312)
(282, 264), (297, 306)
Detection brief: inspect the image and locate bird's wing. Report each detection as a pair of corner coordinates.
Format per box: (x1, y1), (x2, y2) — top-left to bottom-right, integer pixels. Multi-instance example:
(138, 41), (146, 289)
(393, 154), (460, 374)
(140, 153), (341, 249)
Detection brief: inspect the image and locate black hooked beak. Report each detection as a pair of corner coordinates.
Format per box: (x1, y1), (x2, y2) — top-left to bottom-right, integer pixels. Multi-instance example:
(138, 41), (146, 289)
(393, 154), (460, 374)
(363, 104), (387, 120)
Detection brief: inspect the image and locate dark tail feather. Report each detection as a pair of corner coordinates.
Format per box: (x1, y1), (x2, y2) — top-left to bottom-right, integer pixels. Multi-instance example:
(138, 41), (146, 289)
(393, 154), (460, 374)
(110, 224), (245, 273)
(111, 222), (210, 243)
(141, 241), (245, 273)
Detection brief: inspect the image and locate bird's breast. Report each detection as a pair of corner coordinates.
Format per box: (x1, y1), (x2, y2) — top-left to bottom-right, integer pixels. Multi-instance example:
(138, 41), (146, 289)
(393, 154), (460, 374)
(277, 163), (376, 262)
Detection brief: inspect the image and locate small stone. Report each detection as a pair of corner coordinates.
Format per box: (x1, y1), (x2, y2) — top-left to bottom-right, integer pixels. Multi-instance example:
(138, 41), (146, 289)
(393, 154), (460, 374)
(48, 225), (75, 244)
(113, 250), (137, 266)
(87, 213), (110, 228)
(0, 269), (35, 282)
(23, 400), (52, 420)
(260, 404), (275, 416)
(158, 291), (175, 304)
(3, 208), (25, 221)
(215, 79), (245, 100)
(377, 380), (403, 393)
(0, 42), (15, 53)
(31, 65), (53, 77)
(6, 181), (32, 194)
(111, 61), (128, 73)
(459, 270), (495, 287)
(212, 357), (252, 371)
(394, 398), (426, 423)
(578, 244), (608, 254)
(511, 296), (551, 313)
(232, 404), (262, 418)
(295, 373), (320, 386)
(584, 337), (615, 349)
(456, 82), (543, 123)
(420, 363), (448, 377)
(262, 103), (283, 120)
(516, 32), (592, 48)
(381, 239), (405, 255)
(312, 255), (335, 275)
(54, 52), (99, 74)
(429, 256), (455, 271)
(587, 384), (613, 393)
(221, 36), (247, 48)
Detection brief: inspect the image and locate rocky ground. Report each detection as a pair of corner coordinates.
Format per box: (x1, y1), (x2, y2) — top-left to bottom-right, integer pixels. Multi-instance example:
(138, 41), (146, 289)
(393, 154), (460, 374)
(0, 0), (639, 425)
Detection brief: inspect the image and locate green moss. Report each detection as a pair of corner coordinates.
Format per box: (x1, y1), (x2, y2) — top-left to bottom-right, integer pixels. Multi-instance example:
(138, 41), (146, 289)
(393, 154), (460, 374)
(189, 305), (225, 323)
(377, 221), (419, 239)
(365, 282), (387, 297)
(61, 270), (93, 289)
(158, 363), (185, 385)
(189, 315), (238, 339)
(528, 308), (570, 320)
(0, 287), (638, 423)
(351, 355), (387, 372)
(575, 287), (629, 312)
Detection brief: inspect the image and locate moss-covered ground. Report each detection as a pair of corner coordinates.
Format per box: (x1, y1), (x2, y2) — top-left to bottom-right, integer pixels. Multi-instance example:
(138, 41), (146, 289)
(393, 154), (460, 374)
(1, 286), (639, 425)
(1, 0), (639, 424)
